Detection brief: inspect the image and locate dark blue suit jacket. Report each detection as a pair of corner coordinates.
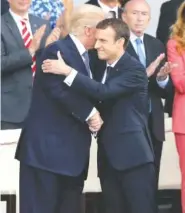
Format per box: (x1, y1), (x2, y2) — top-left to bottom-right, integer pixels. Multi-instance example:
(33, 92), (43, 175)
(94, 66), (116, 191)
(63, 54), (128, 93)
(68, 52), (154, 171)
(15, 36), (94, 177)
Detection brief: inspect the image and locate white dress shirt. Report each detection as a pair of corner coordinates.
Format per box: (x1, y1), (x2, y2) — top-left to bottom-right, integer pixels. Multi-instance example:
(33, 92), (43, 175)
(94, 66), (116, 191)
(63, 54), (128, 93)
(9, 9), (33, 38)
(64, 53), (122, 122)
(101, 58), (121, 83)
(130, 31), (169, 88)
(64, 34), (96, 120)
(98, 0), (119, 18)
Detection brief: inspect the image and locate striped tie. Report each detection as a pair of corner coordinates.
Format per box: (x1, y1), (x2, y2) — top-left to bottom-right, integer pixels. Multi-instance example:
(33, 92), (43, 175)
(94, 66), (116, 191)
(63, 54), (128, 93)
(21, 19), (36, 77)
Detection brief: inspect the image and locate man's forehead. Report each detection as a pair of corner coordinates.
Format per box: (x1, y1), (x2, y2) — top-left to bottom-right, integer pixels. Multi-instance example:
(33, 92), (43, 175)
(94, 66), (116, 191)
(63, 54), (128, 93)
(125, 1), (150, 13)
(95, 28), (115, 41)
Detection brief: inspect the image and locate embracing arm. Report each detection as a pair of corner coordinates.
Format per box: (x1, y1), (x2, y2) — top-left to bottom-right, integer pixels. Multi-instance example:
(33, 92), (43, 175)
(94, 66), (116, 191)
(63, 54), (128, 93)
(40, 43), (97, 122)
(67, 65), (147, 101)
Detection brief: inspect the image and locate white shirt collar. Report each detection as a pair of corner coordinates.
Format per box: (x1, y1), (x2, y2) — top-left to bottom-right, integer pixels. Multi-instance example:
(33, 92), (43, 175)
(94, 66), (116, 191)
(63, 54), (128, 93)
(130, 31), (144, 44)
(9, 9), (29, 23)
(69, 34), (86, 56)
(97, 0), (118, 15)
(106, 54), (123, 68)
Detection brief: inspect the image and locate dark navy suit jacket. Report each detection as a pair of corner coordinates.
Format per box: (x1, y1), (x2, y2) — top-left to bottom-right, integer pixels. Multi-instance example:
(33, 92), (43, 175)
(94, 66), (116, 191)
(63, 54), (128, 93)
(15, 36), (94, 177)
(68, 52), (154, 171)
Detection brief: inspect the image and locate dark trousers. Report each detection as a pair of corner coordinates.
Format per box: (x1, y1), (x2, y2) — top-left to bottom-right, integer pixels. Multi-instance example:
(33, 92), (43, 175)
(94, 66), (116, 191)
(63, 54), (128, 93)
(148, 115), (163, 184)
(99, 162), (158, 213)
(19, 164), (84, 213)
(1, 121), (24, 130)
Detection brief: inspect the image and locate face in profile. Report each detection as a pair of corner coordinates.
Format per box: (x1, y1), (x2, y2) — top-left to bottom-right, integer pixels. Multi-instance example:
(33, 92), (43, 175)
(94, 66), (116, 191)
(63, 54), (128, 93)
(85, 27), (98, 50)
(95, 27), (124, 63)
(8, 0), (32, 15)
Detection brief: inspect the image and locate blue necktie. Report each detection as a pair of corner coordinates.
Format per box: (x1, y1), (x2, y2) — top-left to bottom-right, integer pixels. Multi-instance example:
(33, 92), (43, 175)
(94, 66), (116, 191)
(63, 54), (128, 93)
(135, 38), (151, 112)
(135, 38), (146, 67)
(82, 51), (92, 77)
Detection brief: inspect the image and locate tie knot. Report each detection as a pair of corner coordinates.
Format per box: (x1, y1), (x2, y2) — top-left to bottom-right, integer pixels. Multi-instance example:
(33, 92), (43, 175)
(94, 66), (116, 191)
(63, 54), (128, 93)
(107, 66), (113, 73)
(109, 10), (116, 18)
(21, 18), (27, 26)
(82, 51), (89, 62)
(82, 51), (88, 57)
(135, 38), (142, 45)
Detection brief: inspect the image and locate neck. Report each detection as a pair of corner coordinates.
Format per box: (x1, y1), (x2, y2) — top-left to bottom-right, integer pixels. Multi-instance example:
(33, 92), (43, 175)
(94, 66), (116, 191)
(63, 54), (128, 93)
(75, 35), (89, 50)
(99, 0), (118, 8)
(107, 50), (124, 65)
(10, 8), (28, 17)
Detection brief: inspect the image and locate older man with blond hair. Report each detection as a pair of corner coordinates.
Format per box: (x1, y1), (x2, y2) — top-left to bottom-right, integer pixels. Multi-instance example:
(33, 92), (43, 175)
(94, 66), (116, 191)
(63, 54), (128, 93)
(15, 4), (105, 213)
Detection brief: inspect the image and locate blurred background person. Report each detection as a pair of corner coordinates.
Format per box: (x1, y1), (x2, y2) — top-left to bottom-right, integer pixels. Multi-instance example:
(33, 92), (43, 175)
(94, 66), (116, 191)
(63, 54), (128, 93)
(118, 0), (130, 9)
(156, 0), (184, 46)
(157, 0), (183, 119)
(167, 2), (185, 213)
(1, 0), (9, 15)
(29, 0), (64, 28)
(1, 0), (51, 130)
(122, 0), (174, 184)
(86, 0), (123, 19)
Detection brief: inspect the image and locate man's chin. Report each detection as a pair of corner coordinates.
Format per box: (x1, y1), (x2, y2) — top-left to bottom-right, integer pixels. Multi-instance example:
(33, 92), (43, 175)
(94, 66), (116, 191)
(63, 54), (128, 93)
(97, 53), (106, 60)
(134, 29), (144, 35)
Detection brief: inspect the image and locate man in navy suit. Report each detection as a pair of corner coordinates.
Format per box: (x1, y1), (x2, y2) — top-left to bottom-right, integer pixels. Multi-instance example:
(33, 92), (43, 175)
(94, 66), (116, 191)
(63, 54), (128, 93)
(42, 18), (158, 213)
(15, 4), (105, 213)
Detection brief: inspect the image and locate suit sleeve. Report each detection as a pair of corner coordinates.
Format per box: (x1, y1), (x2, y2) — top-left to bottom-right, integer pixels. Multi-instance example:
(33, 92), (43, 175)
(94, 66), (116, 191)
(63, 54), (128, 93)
(148, 41), (172, 99)
(1, 35), (33, 75)
(70, 65), (147, 101)
(40, 43), (95, 122)
(167, 40), (185, 94)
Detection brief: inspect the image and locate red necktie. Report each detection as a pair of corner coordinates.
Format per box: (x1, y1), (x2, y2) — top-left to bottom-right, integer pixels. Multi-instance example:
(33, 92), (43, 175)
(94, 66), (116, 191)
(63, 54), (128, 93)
(21, 19), (36, 77)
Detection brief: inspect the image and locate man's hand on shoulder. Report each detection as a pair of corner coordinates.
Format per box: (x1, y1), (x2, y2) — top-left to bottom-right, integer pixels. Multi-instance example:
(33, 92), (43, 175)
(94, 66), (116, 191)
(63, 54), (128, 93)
(42, 51), (72, 75)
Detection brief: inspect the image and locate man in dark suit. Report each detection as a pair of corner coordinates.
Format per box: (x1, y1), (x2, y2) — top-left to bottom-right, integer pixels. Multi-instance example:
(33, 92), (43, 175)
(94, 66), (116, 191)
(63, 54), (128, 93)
(1, 0), (51, 130)
(42, 18), (158, 213)
(15, 4), (105, 213)
(122, 0), (174, 183)
(156, 0), (184, 45)
(1, 0), (9, 15)
(86, 0), (123, 19)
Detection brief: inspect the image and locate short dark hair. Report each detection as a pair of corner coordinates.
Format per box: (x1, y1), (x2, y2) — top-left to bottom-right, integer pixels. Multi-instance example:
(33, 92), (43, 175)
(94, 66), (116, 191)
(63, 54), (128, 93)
(96, 18), (130, 48)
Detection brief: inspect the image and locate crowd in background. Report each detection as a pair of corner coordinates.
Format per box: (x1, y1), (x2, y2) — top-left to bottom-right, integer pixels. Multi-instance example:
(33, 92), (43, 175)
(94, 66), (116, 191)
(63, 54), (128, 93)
(1, 0), (185, 213)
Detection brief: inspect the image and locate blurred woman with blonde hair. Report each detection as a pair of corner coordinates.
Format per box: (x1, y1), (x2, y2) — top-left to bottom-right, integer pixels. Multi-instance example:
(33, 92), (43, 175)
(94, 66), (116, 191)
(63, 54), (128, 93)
(167, 2), (185, 212)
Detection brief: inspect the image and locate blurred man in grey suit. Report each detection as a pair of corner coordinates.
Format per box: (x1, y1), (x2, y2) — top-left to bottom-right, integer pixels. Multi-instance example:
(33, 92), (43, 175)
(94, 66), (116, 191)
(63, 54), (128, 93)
(1, 0), (51, 129)
(1, 0), (9, 15)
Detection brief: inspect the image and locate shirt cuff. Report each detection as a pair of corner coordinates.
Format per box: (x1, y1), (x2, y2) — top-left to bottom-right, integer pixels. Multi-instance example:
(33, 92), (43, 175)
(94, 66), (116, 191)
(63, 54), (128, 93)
(86, 107), (97, 121)
(156, 75), (169, 89)
(63, 69), (78, 86)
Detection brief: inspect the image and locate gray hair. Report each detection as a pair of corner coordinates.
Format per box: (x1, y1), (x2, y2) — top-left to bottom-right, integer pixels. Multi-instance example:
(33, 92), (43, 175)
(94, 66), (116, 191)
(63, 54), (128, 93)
(69, 4), (105, 36)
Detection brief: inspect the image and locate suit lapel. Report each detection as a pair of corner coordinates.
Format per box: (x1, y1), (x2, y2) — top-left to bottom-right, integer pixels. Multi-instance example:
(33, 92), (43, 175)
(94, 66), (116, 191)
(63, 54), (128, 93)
(64, 36), (90, 76)
(106, 53), (129, 81)
(4, 12), (25, 48)
(126, 41), (139, 60)
(143, 34), (153, 67)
